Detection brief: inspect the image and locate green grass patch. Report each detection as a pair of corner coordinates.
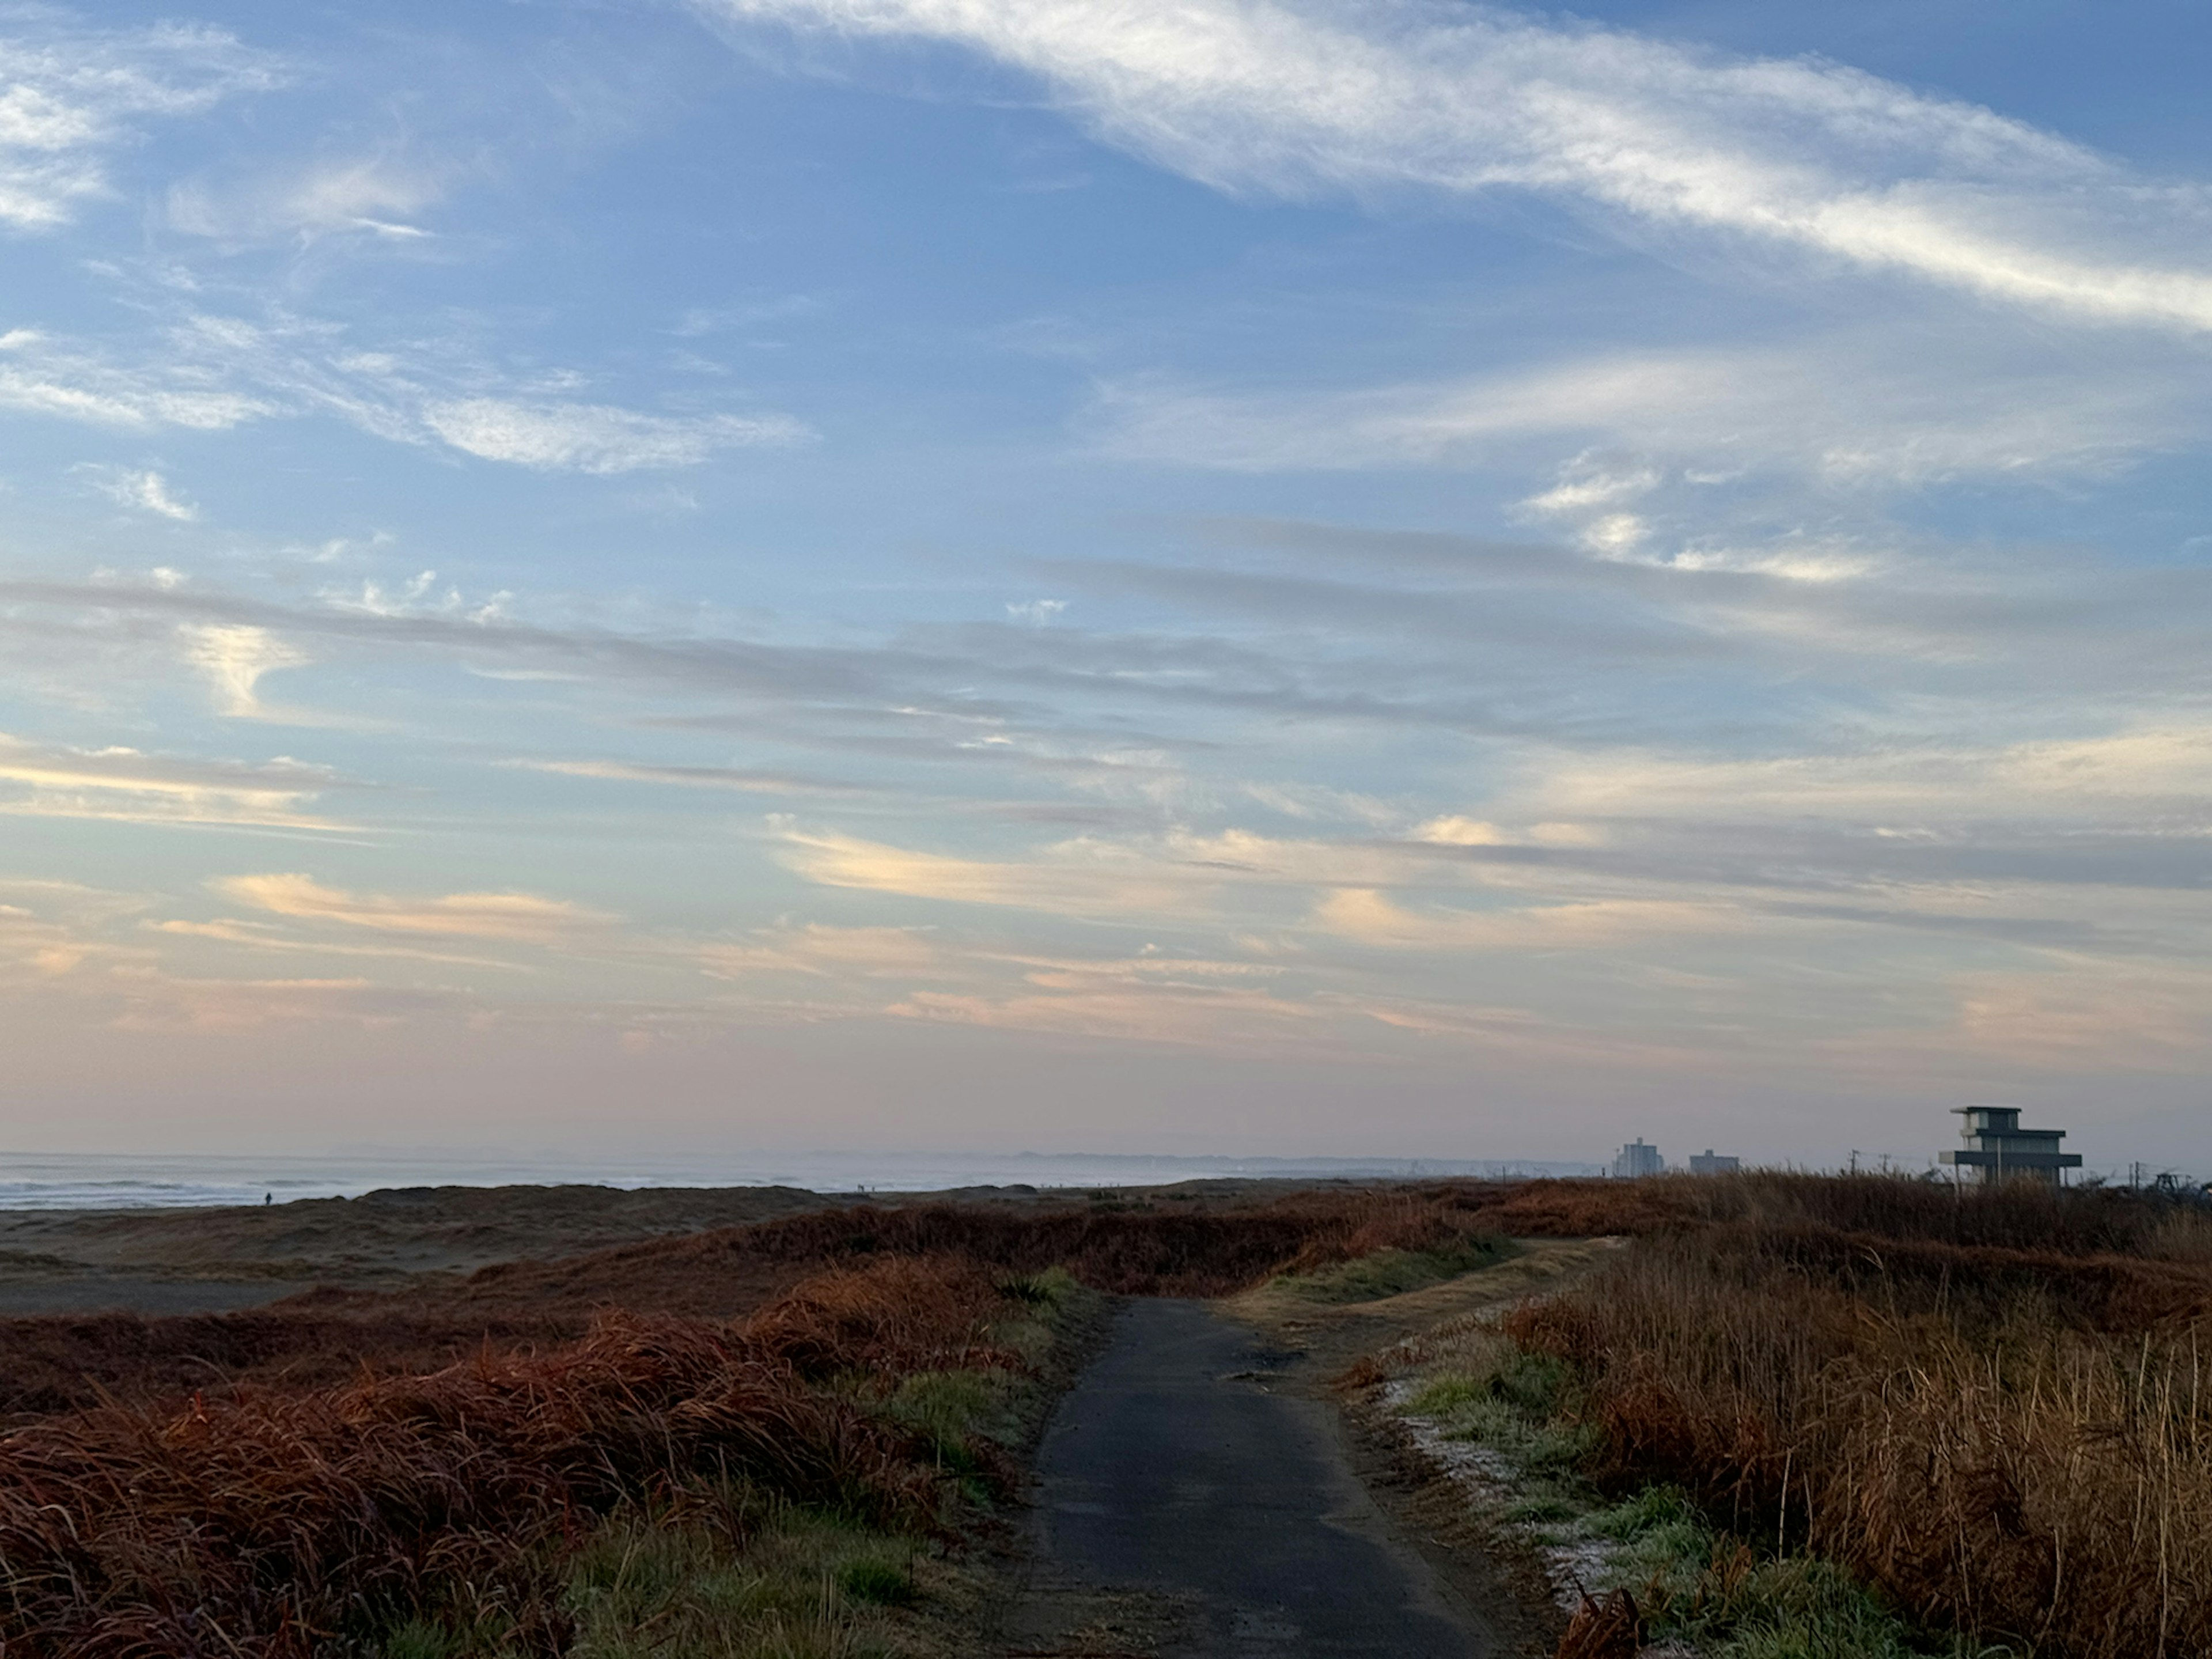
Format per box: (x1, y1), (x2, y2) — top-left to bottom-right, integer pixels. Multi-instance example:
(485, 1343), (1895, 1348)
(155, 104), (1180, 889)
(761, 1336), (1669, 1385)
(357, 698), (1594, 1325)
(378, 1271), (1099, 1659)
(1278, 1236), (1516, 1304)
(836, 1556), (917, 1609)
(380, 1493), (921, 1658)
(1408, 1351), (1596, 1476)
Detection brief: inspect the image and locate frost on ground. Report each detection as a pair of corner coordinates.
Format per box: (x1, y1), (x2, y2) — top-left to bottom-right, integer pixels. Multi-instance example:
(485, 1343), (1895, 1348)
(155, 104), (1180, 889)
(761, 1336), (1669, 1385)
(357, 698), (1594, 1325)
(1380, 1354), (1703, 1658)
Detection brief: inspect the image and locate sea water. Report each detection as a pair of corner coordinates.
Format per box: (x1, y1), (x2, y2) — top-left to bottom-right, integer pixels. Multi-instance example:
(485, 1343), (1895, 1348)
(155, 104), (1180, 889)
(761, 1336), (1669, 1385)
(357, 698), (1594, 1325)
(0, 1149), (1600, 1210)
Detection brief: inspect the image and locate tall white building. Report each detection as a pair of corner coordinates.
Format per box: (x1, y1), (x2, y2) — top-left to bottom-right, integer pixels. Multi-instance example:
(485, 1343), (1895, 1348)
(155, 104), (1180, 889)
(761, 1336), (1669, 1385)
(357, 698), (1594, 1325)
(1613, 1138), (1664, 1179)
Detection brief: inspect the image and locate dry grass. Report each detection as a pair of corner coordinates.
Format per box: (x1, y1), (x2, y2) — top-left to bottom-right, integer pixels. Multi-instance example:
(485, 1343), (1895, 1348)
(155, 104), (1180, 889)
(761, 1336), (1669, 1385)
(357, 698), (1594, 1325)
(0, 1255), (1015, 1658)
(0, 1185), (1516, 1418)
(0, 1185), (1518, 1657)
(1502, 1175), (2212, 1657)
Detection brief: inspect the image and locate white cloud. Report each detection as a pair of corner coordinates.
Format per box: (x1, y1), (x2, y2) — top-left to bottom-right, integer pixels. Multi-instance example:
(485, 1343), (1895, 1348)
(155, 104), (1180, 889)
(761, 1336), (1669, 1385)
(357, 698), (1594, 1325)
(887, 978), (1325, 1050)
(148, 915), (525, 972)
(707, 0), (2212, 331)
(1096, 332), (2193, 484)
(0, 22), (283, 230)
(218, 873), (615, 944)
(420, 399), (811, 473)
(87, 466), (197, 520)
(1524, 724), (2212, 824)
(1518, 456), (1661, 516)
(699, 921), (941, 978)
(1315, 886), (1733, 950)
(0, 327), (272, 430)
(779, 827), (1205, 916)
(0, 734), (343, 831)
(0, 319), (813, 475)
(1920, 965), (2212, 1073)
(181, 624), (307, 717)
(507, 757), (864, 797)
(167, 157), (442, 244)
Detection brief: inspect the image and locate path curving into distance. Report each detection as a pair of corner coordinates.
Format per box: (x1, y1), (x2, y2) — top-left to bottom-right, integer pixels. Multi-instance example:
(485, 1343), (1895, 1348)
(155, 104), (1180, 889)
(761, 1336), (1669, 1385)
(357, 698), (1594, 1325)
(1006, 1297), (1500, 1658)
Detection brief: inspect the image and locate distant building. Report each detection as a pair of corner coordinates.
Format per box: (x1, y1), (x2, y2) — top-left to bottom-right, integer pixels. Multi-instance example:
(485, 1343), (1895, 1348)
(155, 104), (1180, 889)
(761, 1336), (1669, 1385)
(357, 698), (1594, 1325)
(1613, 1138), (1664, 1179)
(1939, 1105), (2082, 1187)
(1688, 1149), (1741, 1176)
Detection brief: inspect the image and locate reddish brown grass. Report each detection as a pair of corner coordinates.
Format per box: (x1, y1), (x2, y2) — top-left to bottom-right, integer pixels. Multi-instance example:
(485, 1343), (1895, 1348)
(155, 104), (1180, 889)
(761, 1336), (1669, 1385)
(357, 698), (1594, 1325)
(1504, 1178), (2212, 1657)
(0, 1185), (1519, 1419)
(1555, 1587), (1642, 1659)
(0, 1254), (1016, 1658)
(0, 1185), (1528, 1656)
(683, 1185), (1516, 1294)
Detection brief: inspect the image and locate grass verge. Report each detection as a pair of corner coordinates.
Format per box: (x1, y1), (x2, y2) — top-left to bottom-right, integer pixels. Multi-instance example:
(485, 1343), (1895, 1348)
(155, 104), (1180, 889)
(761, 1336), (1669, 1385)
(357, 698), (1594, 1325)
(376, 1267), (1098, 1659)
(1389, 1324), (2010, 1658)
(380, 1492), (935, 1659)
(1275, 1236), (1516, 1304)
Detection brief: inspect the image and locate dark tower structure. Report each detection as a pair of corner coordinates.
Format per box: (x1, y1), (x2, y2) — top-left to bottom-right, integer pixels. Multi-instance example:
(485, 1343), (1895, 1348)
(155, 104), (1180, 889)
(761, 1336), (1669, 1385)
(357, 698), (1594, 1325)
(1938, 1105), (2081, 1187)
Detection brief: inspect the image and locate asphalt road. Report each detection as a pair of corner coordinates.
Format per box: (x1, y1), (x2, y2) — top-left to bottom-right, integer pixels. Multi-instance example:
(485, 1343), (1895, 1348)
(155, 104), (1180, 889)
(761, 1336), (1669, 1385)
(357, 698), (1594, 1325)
(1013, 1297), (1495, 1658)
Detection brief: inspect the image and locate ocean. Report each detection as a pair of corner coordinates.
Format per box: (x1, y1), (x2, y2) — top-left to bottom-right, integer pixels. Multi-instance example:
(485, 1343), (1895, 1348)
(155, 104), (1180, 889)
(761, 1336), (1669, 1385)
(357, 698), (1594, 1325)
(0, 1149), (1601, 1211)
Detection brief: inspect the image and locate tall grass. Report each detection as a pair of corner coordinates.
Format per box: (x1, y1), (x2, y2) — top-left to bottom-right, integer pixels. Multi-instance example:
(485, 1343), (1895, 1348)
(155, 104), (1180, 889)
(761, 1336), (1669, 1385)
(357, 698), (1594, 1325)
(0, 1189), (1516, 1656)
(622, 1184), (1514, 1297)
(0, 1256), (1012, 1657)
(0, 1186), (1514, 1417)
(1503, 1178), (2212, 1656)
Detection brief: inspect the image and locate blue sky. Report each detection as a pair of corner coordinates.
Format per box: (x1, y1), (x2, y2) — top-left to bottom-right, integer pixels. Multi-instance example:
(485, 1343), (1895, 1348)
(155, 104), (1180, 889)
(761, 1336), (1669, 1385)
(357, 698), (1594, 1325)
(5, 0), (2212, 1171)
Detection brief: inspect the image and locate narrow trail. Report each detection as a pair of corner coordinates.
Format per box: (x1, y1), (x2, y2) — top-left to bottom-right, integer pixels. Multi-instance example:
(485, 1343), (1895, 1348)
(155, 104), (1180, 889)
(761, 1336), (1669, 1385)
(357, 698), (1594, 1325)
(1004, 1297), (1502, 1658)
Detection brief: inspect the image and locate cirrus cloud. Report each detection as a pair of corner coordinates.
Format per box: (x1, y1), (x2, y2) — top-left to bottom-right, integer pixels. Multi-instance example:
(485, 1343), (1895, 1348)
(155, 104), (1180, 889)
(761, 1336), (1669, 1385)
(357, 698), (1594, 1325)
(420, 399), (811, 474)
(704, 0), (2212, 332)
(0, 20), (283, 231)
(216, 873), (616, 944)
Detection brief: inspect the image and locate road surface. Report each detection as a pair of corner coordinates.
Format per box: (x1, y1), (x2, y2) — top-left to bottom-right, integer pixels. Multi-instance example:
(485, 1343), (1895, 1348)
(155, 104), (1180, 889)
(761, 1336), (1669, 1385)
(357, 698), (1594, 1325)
(1007, 1297), (1499, 1658)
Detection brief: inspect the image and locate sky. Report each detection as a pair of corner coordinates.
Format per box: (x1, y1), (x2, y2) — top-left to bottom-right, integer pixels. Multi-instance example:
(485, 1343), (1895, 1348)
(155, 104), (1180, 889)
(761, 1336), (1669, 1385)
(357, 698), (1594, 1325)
(4, 0), (2212, 1172)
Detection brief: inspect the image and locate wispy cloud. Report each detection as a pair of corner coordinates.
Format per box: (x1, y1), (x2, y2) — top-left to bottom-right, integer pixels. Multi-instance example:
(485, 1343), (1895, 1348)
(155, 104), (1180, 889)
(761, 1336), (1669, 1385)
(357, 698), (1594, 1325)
(1094, 329), (2198, 485)
(109, 972), (463, 1035)
(217, 872), (615, 944)
(887, 979), (1327, 1050)
(167, 156), (444, 244)
(699, 920), (940, 978)
(507, 757), (869, 797)
(83, 466), (198, 520)
(1315, 886), (1734, 950)
(0, 316), (810, 475)
(0, 878), (151, 984)
(0, 21), (283, 230)
(0, 328), (272, 430)
(181, 624), (307, 717)
(0, 734), (346, 831)
(1522, 724), (2212, 824)
(707, 0), (2212, 331)
(421, 398), (809, 473)
(779, 827), (1205, 916)
(147, 915), (527, 972)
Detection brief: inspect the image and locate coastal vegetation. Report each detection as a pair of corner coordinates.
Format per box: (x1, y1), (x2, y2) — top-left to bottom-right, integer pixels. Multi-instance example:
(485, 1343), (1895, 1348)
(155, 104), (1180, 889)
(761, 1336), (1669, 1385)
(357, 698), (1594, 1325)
(7, 1173), (2209, 1656)
(0, 1185), (1507, 1657)
(1380, 1172), (2212, 1657)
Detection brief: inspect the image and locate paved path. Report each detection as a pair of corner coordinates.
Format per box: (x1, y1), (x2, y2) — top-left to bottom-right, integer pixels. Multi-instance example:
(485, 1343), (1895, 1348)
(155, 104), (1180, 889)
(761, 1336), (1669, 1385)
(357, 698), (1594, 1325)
(1009, 1298), (1495, 1658)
